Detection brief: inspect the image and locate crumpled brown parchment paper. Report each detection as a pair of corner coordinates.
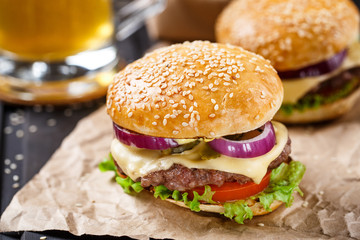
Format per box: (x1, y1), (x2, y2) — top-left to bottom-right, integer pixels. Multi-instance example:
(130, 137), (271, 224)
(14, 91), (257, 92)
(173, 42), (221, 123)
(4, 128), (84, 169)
(1, 100), (360, 239)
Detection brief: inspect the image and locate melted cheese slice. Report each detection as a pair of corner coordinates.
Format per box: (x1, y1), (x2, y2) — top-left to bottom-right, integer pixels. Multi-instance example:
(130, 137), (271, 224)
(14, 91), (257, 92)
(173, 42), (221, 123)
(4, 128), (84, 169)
(111, 121), (288, 184)
(283, 41), (360, 103)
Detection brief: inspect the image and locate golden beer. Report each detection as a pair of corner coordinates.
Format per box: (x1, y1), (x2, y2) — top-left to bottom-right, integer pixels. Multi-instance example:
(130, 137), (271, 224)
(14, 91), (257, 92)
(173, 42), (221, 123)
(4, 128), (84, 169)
(0, 0), (114, 60)
(0, 0), (165, 104)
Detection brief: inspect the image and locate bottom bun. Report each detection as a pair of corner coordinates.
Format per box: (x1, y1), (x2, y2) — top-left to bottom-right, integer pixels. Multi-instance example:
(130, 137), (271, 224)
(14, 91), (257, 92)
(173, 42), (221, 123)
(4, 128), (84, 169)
(165, 198), (283, 216)
(274, 88), (360, 124)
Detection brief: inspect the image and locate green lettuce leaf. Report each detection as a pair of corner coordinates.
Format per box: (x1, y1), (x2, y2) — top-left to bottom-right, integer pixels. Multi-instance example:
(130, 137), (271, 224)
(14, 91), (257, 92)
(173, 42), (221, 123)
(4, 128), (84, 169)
(153, 185), (215, 212)
(98, 154), (116, 172)
(189, 185), (216, 212)
(116, 176), (144, 194)
(223, 201), (253, 224)
(131, 181), (144, 193)
(221, 161), (305, 223)
(154, 185), (173, 200)
(258, 161), (305, 210)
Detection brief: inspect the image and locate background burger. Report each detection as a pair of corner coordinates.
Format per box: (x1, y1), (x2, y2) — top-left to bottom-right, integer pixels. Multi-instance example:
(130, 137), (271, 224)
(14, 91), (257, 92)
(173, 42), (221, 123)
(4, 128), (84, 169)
(216, 0), (360, 123)
(101, 41), (306, 224)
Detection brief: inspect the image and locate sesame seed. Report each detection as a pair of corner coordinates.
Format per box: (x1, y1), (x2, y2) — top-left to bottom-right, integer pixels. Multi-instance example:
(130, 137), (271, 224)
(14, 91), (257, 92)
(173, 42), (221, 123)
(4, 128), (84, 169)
(271, 101), (276, 108)
(255, 66), (264, 73)
(184, 114), (190, 118)
(194, 102), (198, 107)
(173, 130), (179, 135)
(210, 132), (215, 137)
(255, 115), (260, 120)
(209, 114), (215, 118)
(75, 203), (82, 207)
(229, 93), (234, 98)
(257, 223), (265, 227)
(4, 159), (10, 165)
(211, 99), (216, 104)
(182, 122), (189, 127)
(319, 191), (324, 195)
(154, 115), (160, 119)
(261, 91), (266, 99)
(152, 122), (157, 126)
(163, 119), (167, 126)
(214, 104), (219, 111)
(189, 106), (194, 112)
(4, 168), (10, 174)
(128, 112), (133, 118)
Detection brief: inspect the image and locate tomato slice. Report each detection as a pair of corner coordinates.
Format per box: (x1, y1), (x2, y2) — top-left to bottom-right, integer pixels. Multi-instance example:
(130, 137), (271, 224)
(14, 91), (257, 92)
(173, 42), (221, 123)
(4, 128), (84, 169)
(116, 170), (127, 179)
(187, 171), (271, 203)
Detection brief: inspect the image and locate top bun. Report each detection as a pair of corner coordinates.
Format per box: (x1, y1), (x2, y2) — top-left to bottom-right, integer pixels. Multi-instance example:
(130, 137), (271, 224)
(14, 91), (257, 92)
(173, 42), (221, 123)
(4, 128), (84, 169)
(107, 41), (283, 138)
(216, 0), (360, 71)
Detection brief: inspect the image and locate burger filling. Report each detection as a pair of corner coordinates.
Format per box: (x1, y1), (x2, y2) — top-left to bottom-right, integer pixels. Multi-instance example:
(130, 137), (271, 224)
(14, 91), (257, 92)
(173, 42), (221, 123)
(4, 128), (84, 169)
(280, 41), (360, 115)
(281, 67), (360, 115)
(115, 138), (290, 192)
(100, 121), (306, 224)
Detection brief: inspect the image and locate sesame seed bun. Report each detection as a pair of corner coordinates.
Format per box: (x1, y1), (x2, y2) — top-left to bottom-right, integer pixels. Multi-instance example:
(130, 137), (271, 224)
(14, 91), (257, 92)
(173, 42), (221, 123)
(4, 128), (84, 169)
(106, 41), (283, 138)
(215, 0), (360, 71)
(166, 198), (283, 217)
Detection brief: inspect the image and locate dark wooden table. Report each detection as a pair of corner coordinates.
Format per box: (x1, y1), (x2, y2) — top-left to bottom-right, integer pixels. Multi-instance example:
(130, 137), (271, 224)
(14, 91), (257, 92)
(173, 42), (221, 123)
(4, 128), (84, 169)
(0, 24), (153, 240)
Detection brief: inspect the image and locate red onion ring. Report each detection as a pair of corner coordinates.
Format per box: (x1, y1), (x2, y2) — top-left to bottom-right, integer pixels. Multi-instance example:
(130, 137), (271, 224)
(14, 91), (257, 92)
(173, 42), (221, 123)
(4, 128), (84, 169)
(278, 49), (347, 79)
(113, 123), (179, 150)
(208, 122), (276, 158)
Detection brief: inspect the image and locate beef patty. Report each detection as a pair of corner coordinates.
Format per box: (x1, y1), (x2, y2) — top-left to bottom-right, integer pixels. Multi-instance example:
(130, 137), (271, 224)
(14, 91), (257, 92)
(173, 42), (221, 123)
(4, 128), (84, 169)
(115, 138), (291, 191)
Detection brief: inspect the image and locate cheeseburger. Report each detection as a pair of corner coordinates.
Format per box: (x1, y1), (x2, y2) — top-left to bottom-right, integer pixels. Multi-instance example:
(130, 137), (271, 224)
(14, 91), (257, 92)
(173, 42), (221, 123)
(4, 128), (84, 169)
(102, 41), (305, 224)
(216, 0), (360, 123)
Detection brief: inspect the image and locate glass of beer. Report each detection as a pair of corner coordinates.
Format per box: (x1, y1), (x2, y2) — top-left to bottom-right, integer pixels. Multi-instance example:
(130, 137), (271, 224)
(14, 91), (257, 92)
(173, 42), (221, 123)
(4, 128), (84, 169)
(0, 0), (165, 104)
